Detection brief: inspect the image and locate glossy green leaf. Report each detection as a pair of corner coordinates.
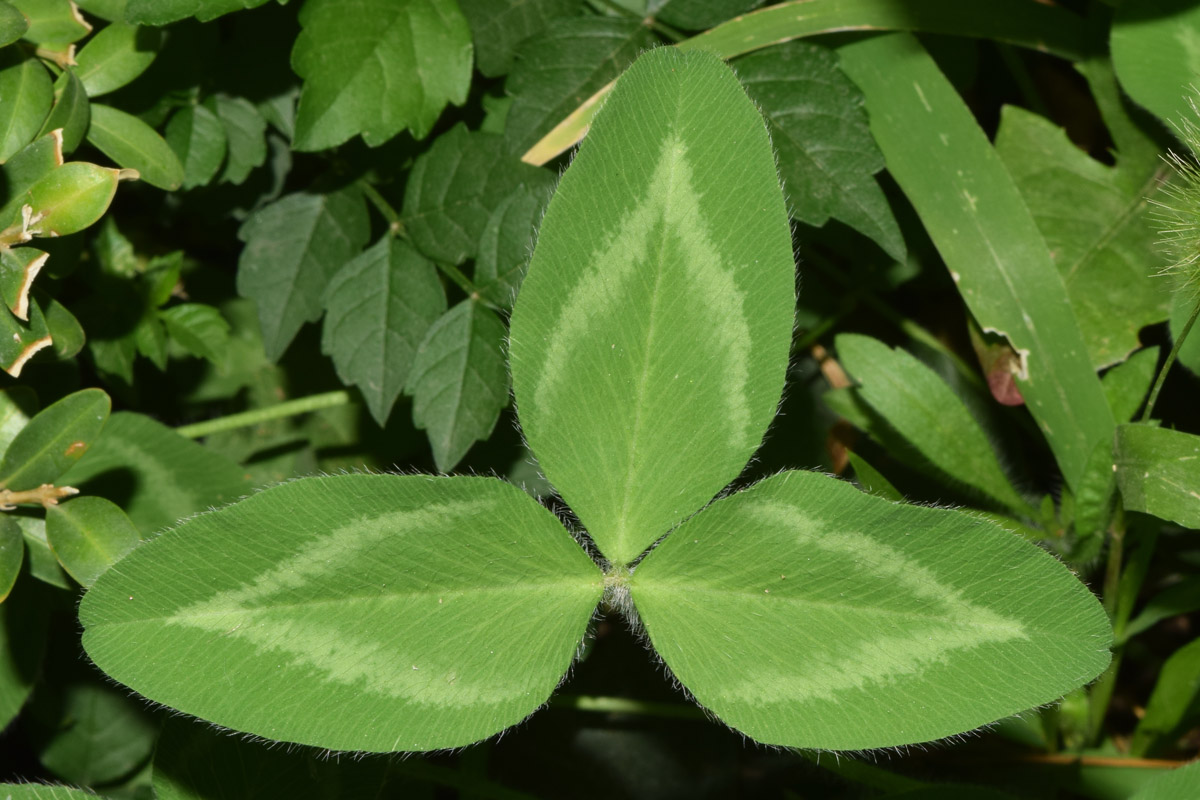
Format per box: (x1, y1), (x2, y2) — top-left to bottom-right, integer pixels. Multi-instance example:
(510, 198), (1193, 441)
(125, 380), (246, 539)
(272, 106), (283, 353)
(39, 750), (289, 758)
(736, 41), (904, 261)
(87, 103), (183, 190)
(159, 302), (229, 364)
(81, 474), (603, 752)
(1130, 760), (1200, 800)
(401, 123), (554, 265)
(0, 516), (21, 602)
(291, 0), (472, 150)
(21, 161), (120, 236)
(407, 299), (507, 472)
(165, 103), (227, 189)
(510, 48), (794, 565)
(1115, 423), (1200, 529)
(236, 187), (370, 361)
(458, 0), (578, 78)
(838, 33), (1114, 494)
(630, 470), (1112, 749)
(1111, 0), (1200, 130)
(0, 1), (28, 47)
(61, 411), (252, 535)
(1131, 637), (1200, 757)
(206, 93), (266, 184)
(0, 579), (49, 729)
(45, 496), (140, 587)
(0, 246), (48, 320)
(124, 0), (271, 23)
(503, 17), (655, 156)
(10, 0), (89, 43)
(475, 185), (548, 308)
(72, 0), (124, 22)
(75, 22), (161, 97)
(0, 51), (53, 162)
(0, 388), (109, 490)
(995, 105), (1169, 369)
(35, 69), (89, 154)
(1103, 346), (1158, 423)
(321, 236), (446, 428)
(837, 334), (1028, 513)
(0, 130), (61, 229)
(0, 300), (51, 376)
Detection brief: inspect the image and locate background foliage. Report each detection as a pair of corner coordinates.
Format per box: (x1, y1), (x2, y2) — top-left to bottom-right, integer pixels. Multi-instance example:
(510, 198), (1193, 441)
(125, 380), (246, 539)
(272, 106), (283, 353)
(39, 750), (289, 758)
(0, 0), (1199, 797)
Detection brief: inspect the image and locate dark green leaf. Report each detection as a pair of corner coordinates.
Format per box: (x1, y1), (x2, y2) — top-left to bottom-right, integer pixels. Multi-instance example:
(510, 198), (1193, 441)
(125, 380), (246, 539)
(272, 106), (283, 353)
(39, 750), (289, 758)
(75, 21), (162, 97)
(458, 0), (578, 78)
(87, 103), (184, 190)
(0, 580), (49, 727)
(34, 678), (158, 785)
(1131, 637), (1200, 757)
(0, 246), (48, 321)
(847, 450), (901, 501)
(401, 123), (554, 265)
(407, 300), (507, 471)
(0, 1), (28, 47)
(1103, 346), (1158, 423)
(0, 50), (53, 162)
(1111, 0), (1200, 130)
(124, 0), (271, 24)
(0, 387), (36, 461)
(0, 516), (21, 602)
(0, 131), (61, 231)
(1124, 577), (1200, 642)
(159, 302), (230, 364)
(736, 41), (904, 261)
(35, 69), (89, 154)
(0, 301), (51, 377)
(1115, 423), (1200, 529)
(648, 0), (761, 30)
(321, 236), (446, 427)
(206, 93), (266, 184)
(475, 185), (548, 307)
(45, 495), (140, 587)
(1171, 292), (1200, 375)
(503, 16), (655, 155)
(0, 388), (109, 491)
(61, 411), (253, 535)
(11, 0), (90, 43)
(1129, 760), (1200, 800)
(37, 291), (84, 360)
(73, 0), (125, 22)
(291, 0), (472, 150)
(17, 516), (69, 588)
(165, 104), (227, 189)
(236, 187), (370, 361)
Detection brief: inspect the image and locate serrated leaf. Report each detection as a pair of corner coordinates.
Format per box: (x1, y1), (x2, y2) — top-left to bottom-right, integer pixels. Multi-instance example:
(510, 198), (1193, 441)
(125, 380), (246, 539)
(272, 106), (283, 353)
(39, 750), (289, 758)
(836, 334), (1028, 513)
(165, 104), (227, 189)
(1115, 423), (1200, 529)
(61, 411), (252, 535)
(736, 41), (904, 262)
(995, 105), (1169, 369)
(35, 69), (89, 154)
(236, 188), (370, 361)
(291, 0), (472, 150)
(407, 300), (507, 471)
(75, 21), (161, 97)
(124, 0), (271, 24)
(45, 495), (139, 587)
(206, 93), (266, 184)
(321, 236), (446, 427)
(0, 302), (51, 376)
(0, 246), (48, 320)
(647, 0), (761, 30)
(159, 302), (229, 364)
(0, 388), (109, 491)
(80, 474), (603, 751)
(503, 16), (655, 156)
(509, 48), (794, 565)
(1103, 346), (1158, 423)
(0, 50), (53, 162)
(401, 123), (553, 265)
(87, 103), (183, 190)
(458, 0), (578, 78)
(0, 1), (29, 47)
(10, 0), (89, 44)
(630, 469), (1112, 750)
(0, 516), (21, 602)
(475, 185), (548, 308)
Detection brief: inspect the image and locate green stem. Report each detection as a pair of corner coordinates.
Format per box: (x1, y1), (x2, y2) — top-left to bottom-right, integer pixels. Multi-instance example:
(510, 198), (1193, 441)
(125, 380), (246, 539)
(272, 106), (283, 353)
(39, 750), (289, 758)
(1141, 298), (1200, 422)
(177, 391), (353, 439)
(550, 693), (706, 721)
(357, 179), (404, 234)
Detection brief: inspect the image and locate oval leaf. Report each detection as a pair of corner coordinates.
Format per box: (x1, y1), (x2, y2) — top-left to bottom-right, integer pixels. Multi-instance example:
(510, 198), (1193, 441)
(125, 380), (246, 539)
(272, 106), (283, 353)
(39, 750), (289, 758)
(24, 160), (119, 236)
(0, 516), (22, 602)
(0, 1), (28, 47)
(75, 22), (163, 97)
(0, 387), (110, 491)
(509, 48), (795, 565)
(36, 69), (90, 154)
(11, 0), (90, 43)
(46, 495), (140, 587)
(630, 470), (1113, 750)
(0, 51), (53, 162)
(81, 474), (603, 752)
(87, 103), (183, 190)
(165, 103), (227, 189)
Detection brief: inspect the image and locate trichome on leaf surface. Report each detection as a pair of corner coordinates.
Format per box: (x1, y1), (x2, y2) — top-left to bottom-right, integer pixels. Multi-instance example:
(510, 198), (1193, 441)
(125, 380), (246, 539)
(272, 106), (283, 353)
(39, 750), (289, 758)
(0, 1), (1198, 799)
